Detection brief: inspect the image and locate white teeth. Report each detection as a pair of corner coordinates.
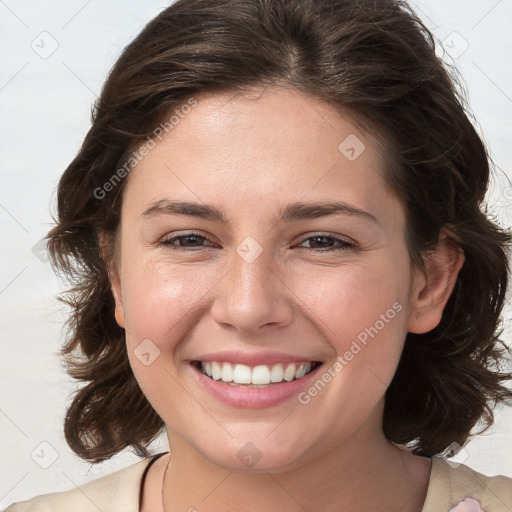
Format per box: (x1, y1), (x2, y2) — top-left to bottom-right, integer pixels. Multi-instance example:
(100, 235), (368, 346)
(252, 365), (271, 385)
(211, 361), (222, 380)
(221, 362), (234, 382)
(295, 362), (312, 379)
(270, 363), (284, 383)
(283, 363), (296, 381)
(233, 364), (252, 384)
(199, 361), (317, 385)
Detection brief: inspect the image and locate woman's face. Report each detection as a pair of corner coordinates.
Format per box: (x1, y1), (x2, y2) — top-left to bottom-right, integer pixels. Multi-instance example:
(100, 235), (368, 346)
(110, 85), (429, 471)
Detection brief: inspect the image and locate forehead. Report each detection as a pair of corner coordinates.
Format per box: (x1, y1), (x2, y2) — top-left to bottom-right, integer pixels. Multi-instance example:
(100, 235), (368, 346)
(123, 86), (404, 231)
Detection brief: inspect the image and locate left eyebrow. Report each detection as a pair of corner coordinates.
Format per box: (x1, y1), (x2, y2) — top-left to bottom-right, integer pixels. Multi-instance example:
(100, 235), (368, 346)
(277, 201), (379, 225)
(140, 199), (379, 226)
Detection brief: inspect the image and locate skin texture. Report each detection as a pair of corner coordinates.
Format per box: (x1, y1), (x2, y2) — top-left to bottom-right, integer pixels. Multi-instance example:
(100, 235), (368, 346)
(107, 85), (464, 512)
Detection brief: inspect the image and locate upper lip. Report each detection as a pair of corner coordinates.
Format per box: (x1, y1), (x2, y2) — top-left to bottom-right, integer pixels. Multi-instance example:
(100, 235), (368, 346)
(191, 350), (322, 367)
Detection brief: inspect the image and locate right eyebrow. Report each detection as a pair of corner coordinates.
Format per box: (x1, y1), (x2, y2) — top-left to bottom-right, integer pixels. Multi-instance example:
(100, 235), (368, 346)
(140, 199), (229, 223)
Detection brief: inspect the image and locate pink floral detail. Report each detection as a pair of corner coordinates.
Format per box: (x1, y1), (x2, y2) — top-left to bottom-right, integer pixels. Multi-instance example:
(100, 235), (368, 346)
(449, 497), (485, 512)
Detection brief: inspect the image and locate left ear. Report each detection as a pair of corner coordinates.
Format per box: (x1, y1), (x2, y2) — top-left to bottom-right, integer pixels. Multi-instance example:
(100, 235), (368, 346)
(407, 228), (465, 334)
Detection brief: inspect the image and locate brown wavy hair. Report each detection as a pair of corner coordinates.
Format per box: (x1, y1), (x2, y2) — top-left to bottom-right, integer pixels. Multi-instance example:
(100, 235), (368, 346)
(46, 0), (512, 463)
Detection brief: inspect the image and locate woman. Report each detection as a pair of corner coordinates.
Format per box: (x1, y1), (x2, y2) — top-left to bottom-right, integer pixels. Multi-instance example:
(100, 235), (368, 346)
(5, 0), (512, 511)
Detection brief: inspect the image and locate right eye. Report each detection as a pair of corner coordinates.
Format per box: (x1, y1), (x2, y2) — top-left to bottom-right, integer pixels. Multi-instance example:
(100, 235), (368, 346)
(159, 232), (217, 250)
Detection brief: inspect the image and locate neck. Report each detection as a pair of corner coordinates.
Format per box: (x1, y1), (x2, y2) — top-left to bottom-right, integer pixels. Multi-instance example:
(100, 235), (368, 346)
(160, 418), (431, 512)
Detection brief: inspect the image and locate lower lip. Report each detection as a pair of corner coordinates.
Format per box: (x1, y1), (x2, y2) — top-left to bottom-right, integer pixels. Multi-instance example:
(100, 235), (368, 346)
(190, 362), (323, 409)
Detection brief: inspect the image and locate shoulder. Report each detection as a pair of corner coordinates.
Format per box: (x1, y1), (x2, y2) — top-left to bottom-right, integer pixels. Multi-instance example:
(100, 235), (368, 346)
(423, 456), (512, 512)
(3, 457), (153, 512)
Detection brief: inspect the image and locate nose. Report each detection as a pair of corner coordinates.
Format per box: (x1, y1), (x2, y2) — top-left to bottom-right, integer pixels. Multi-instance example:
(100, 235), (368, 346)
(209, 245), (295, 334)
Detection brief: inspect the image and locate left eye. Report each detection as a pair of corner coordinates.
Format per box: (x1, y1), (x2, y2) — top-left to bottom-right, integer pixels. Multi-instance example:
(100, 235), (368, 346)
(160, 232), (355, 252)
(296, 235), (356, 252)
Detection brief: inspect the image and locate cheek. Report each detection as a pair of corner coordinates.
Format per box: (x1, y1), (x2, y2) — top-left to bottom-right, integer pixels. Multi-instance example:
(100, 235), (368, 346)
(120, 260), (211, 421)
(293, 257), (410, 399)
(293, 258), (408, 343)
(291, 260), (410, 431)
(121, 258), (211, 346)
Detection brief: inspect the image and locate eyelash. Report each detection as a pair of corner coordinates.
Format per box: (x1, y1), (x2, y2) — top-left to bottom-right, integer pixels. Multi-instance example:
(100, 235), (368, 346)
(159, 231), (356, 252)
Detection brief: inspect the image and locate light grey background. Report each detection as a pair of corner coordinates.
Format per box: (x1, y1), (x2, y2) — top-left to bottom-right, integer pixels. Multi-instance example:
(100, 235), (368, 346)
(1, 0), (511, 508)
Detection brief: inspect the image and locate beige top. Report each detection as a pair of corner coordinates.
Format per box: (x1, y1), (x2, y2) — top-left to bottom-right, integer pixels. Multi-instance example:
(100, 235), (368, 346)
(4, 455), (512, 511)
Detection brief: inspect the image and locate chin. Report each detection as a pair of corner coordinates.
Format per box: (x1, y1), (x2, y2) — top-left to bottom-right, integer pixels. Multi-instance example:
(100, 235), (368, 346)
(198, 438), (310, 474)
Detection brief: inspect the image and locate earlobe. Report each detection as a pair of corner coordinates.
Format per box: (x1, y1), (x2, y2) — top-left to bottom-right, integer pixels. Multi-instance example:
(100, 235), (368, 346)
(407, 230), (465, 334)
(110, 271), (126, 329)
(99, 232), (126, 329)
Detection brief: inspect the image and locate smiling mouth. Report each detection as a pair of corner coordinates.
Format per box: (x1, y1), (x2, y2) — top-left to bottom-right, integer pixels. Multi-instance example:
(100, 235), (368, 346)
(192, 360), (322, 387)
